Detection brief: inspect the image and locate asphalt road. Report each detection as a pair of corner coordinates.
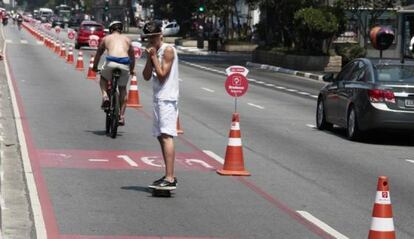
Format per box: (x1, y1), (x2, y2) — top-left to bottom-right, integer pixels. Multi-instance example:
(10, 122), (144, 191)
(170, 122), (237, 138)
(2, 23), (414, 239)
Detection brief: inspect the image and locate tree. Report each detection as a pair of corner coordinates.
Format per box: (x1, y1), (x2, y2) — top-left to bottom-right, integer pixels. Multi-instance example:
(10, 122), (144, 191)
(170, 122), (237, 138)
(294, 7), (339, 54)
(342, 0), (399, 48)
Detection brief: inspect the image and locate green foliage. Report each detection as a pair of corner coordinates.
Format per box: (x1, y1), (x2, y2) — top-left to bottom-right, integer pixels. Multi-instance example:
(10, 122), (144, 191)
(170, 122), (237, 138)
(294, 7), (339, 54)
(335, 43), (367, 65)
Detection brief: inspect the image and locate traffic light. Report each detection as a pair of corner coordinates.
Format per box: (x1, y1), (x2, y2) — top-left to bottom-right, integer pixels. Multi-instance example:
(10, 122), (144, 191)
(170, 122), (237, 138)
(198, 4), (205, 13)
(104, 0), (109, 12)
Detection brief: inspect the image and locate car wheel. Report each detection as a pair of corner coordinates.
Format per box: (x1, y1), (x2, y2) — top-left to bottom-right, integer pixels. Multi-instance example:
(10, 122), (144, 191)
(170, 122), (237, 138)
(316, 98), (333, 130)
(347, 106), (362, 141)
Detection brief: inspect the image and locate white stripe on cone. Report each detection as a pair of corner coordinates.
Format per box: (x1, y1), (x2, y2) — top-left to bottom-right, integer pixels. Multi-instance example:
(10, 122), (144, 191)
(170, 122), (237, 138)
(375, 191), (392, 204)
(130, 85), (138, 90)
(370, 217), (395, 231)
(231, 122), (240, 130)
(228, 138), (242, 146)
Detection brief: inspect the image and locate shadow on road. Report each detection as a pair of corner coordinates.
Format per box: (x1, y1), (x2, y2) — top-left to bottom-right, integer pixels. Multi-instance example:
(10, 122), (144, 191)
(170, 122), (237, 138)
(326, 127), (414, 146)
(85, 130), (124, 137)
(121, 186), (151, 194)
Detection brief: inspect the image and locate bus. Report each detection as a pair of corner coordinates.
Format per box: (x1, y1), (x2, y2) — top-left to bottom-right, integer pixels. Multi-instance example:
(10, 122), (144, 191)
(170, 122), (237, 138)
(56, 5), (71, 25)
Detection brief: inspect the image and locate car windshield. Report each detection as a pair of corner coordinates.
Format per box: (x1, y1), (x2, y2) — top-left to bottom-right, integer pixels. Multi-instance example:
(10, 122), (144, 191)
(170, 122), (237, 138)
(82, 24), (103, 31)
(375, 65), (414, 83)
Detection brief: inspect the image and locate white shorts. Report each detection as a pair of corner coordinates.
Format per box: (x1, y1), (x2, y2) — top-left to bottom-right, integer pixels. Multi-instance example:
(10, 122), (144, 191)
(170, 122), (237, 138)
(152, 100), (178, 137)
(101, 61), (130, 87)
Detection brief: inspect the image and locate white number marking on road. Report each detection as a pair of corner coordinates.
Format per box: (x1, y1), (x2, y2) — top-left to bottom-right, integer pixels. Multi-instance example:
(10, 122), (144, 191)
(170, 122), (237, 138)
(203, 150), (224, 164)
(141, 156), (163, 167)
(88, 159), (109, 162)
(185, 159), (214, 168)
(201, 87), (215, 93)
(117, 155), (138, 167)
(20, 40), (28, 44)
(248, 103), (265, 110)
(296, 211), (350, 239)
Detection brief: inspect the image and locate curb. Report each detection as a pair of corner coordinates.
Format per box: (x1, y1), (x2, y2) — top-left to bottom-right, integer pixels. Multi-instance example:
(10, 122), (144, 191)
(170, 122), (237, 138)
(246, 62), (324, 81)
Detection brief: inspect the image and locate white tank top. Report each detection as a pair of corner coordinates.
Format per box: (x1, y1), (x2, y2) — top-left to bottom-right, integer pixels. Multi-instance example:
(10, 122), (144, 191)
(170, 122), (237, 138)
(152, 43), (179, 102)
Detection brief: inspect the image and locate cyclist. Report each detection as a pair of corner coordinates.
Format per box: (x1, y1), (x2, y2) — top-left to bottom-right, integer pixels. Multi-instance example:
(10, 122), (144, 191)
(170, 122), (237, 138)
(92, 21), (135, 126)
(16, 14), (23, 30)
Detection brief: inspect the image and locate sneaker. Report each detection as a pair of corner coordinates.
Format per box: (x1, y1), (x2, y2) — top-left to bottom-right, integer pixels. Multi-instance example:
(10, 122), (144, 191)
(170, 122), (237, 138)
(149, 178), (177, 190)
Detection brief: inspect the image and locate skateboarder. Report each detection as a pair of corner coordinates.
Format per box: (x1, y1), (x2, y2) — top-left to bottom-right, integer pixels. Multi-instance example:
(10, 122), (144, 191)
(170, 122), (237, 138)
(142, 21), (179, 190)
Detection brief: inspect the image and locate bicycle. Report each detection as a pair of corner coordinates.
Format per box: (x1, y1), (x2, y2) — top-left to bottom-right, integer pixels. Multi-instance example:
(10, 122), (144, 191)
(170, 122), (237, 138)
(98, 69), (121, 139)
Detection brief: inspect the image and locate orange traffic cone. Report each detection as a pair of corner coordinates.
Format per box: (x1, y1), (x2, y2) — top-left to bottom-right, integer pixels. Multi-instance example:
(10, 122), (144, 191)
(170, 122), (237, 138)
(66, 47), (74, 64)
(368, 176), (396, 239)
(87, 55), (97, 80)
(54, 41), (60, 54)
(75, 51), (84, 71)
(217, 113), (250, 176)
(60, 44), (66, 58)
(177, 116), (184, 134)
(126, 76), (142, 108)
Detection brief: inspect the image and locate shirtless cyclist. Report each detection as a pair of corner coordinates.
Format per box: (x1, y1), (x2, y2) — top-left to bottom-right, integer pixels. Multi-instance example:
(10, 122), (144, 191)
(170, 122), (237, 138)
(92, 21), (135, 126)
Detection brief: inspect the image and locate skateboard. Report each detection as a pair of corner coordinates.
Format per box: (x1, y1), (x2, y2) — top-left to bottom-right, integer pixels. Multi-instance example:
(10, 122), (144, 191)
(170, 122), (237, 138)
(148, 187), (175, 197)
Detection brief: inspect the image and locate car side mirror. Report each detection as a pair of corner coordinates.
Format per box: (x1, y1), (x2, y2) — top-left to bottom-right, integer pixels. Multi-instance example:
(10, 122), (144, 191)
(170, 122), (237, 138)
(323, 73), (335, 82)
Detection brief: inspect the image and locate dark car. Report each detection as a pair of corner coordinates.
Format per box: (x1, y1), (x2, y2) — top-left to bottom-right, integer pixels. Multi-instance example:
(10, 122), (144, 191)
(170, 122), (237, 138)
(75, 21), (105, 49)
(52, 17), (65, 28)
(316, 58), (414, 140)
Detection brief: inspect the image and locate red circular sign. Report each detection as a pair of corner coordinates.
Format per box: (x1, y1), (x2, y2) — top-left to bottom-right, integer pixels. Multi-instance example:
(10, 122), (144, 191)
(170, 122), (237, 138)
(68, 31), (75, 40)
(134, 47), (142, 58)
(89, 39), (98, 48)
(225, 73), (249, 97)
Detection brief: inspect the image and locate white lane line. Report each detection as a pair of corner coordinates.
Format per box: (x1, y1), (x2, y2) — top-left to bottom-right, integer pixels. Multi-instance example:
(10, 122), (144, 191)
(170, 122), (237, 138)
(20, 40), (28, 44)
(248, 78), (257, 82)
(298, 91), (311, 95)
(2, 29), (47, 238)
(286, 89), (298, 92)
(201, 87), (215, 93)
(88, 159), (109, 162)
(248, 103), (265, 110)
(5, 39), (12, 43)
(296, 211), (349, 239)
(181, 60), (226, 75)
(265, 83), (275, 87)
(275, 86), (286, 90)
(306, 124), (316, 129)
(36, 41), (43, 45)
(203, 150), (224, 164)
(310, 95), (318, 98)
(117, 155), (138, 167)
(256, 81), (265, 84)
(406, 160), (414, 164)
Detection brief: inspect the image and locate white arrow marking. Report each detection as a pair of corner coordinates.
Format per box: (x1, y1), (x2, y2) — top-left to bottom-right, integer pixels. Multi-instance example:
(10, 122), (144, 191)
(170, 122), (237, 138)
(117, 155), (138, 167)
(185, 159), (213, 169)
(141, 156), (163, 167)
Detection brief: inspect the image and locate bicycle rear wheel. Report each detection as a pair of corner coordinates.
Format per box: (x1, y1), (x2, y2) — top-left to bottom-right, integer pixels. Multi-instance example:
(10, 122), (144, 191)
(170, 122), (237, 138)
(110, 92), (120, 138)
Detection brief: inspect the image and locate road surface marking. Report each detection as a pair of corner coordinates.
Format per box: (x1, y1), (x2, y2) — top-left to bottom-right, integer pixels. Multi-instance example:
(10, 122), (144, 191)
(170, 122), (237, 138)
(2, 28), (47, 238)
(88, 159), (109, 162)
(181, 60), (226, 75)
(297, 211), (349, 239)
(306, 124), (316, 129)
(201, 87), (215, 93)
(406, 159), (414, 164)
(287, 88), (298, 92)
(36, 41), (43, 45)
(310, 95), (318, 98)
(275, 86), (286, 89)
(117, 155), (138, 167)
(256, 81), (265, 84)
(20, 40), (28, 44)
(5, 39), (12, 43)
(248, 103), (265, 109)
(248, 78), (257, 82)
(265, 83), (275, 87)
(179, 78), (183, 82)
(203, 150), (224, 164)
(299, 91), (310, 95)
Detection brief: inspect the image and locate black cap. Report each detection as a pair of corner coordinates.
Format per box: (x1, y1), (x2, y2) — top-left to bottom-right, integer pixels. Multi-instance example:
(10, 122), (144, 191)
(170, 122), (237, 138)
(143, 20), (162, 36)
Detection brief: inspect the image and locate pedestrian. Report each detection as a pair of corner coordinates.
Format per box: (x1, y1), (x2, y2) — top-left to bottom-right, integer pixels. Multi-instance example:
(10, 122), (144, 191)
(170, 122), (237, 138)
(142, 20), (179, 190)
